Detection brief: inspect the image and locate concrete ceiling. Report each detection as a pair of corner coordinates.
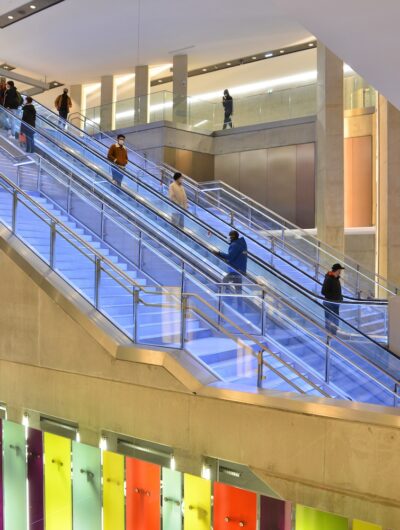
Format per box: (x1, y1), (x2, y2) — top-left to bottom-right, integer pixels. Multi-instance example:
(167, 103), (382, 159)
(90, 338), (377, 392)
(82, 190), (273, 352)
(274, 0), (400, 109)
(0, 0), (312, 84)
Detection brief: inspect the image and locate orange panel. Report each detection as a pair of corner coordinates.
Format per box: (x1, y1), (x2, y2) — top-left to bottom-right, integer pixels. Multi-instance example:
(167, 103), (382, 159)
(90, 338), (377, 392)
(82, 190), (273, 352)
(126, 457), (160, 530)
(213, 482), (257, 530)
(345, 136), (372, 227)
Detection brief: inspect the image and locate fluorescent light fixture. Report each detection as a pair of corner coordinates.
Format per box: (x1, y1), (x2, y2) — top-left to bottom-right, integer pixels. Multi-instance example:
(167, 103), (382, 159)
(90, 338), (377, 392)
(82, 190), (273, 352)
(201, 465), (211, 480)
(99, 436), (108, 450)
(170, 456), (176, 471)
(264, 53), (273, 58)
(22, 413), (29, 427)
(76, 431), (81, 443)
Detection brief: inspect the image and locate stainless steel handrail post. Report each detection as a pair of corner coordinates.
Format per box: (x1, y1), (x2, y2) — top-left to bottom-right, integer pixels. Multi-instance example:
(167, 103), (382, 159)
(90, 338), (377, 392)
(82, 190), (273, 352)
(133, 289), (139, 343)
(94, 257), (101, 309)
(356, 264), (360, 298)
(257, 350), (265, 388)
(181, 294), (188, 349)
(12, 190), (17, 233)
(325, 336), (331, 383)
(49, 220), (56, 268)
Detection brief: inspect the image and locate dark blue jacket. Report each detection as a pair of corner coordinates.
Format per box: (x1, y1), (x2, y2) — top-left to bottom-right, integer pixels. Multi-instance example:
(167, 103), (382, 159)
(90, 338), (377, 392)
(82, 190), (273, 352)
(219, 237), (247, 273)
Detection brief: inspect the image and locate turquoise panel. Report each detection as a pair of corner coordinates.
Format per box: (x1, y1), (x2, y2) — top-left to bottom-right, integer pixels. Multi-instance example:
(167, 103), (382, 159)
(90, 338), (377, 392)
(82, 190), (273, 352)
(72, 442), (102, 530)
(3, 421), (27, 530)
(162, 468), (182, 530)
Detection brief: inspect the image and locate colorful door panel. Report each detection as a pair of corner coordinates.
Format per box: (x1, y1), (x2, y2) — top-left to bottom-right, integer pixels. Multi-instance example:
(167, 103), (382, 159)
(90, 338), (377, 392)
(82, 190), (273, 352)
(260, 496), (291, 530)
(126, 457), (161, 530)
(27, 427), (44, 530)
(0, 420), (3, 530)
(183, 474), (211, 530)
(353, 521), (382, 530)
(295, 505), (348, 530)
(103, 451), (125, 530)
(72, 442), (102, 530)
(162, 468), (182, 530)
(44, 432), (72, 530)
(3, 421), (27, 530)
(213, 482), (257, 530)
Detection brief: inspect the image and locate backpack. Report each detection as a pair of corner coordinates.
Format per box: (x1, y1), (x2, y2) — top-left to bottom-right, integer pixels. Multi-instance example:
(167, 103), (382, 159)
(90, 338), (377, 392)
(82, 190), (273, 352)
(16, 91), (23, 107)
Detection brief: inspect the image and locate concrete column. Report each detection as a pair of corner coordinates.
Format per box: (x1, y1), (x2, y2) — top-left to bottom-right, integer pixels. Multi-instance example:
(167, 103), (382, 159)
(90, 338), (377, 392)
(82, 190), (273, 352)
(69, 84), (83, 128)
(134, 65), (149, 125)
(377, 95), (400, 287)
(100, 75), (115, 132)
(316, 44), (344, 254)
(173, 54), (188, 124)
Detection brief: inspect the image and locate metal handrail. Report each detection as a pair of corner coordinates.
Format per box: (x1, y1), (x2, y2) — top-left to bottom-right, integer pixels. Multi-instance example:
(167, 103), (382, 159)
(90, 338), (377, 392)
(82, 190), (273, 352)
(0, 173), (331, 398)
(62, 107), (398, 298)
(35, 110), (391, 308)
(5, 160), (399, 401)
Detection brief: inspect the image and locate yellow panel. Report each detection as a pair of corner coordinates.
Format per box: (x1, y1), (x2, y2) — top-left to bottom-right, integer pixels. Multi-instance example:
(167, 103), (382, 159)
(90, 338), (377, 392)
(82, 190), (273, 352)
(103, 451), (125, 530)
(353, 520), (382, 530)
(44, 432), (72, 530)
(184, 474), (211, 530)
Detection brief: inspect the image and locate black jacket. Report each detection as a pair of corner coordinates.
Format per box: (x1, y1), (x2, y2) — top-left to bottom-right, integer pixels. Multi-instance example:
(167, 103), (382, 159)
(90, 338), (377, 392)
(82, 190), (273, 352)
(223, 95), (233, 115)
(321, 272), (343, 301)
(21, 104), (36, 128)
(4, 87), (19, 109)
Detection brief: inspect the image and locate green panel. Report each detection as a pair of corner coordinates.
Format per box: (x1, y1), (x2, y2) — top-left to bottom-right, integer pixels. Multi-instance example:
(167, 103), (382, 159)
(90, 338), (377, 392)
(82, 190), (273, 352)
(162, 468), (182, 530)
(3, 421), (27, 530)
(72, 442), (102, 530)
(296, 505), (348, 530)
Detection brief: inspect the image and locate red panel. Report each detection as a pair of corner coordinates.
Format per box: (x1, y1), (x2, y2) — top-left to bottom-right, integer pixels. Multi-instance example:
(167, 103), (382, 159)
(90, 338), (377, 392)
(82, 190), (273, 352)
(126, 457), (161, 530)
(213, 482), (257, 530)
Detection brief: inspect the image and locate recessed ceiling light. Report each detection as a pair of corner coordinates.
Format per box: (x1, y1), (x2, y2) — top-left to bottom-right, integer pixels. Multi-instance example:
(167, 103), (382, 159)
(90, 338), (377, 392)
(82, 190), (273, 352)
(7, 15), (14, 20)
(279, 50), (285, 54)
(252, 56), (257, 60)
(202, 68), (207, 72)
(308, 42), (314, 47)
(226, 62), (231, 66)
(264, 53), (273, 58)
(158, 79), (162, 83)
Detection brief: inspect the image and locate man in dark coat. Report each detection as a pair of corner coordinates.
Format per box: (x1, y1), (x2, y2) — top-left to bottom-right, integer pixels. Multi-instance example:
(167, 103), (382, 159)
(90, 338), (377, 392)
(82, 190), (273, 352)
(321, 263), (345, 336)
(21, 97), (36, 153)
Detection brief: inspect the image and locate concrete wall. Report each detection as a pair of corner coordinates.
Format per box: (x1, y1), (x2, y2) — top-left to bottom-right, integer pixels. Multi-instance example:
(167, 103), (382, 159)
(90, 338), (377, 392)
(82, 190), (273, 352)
(0, 224), (399, 528)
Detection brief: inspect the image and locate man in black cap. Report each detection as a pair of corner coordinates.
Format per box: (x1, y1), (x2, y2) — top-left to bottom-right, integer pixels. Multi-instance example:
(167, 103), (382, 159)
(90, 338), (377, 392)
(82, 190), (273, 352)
(321, 263), (345, 336)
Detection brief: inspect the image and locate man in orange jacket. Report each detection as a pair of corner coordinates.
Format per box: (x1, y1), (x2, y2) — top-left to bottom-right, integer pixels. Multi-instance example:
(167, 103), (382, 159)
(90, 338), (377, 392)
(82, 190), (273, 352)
(107, 134), (129, 187)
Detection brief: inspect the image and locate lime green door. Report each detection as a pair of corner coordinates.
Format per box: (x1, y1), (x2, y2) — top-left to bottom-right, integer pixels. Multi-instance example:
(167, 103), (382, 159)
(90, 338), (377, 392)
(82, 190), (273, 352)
(162, 468), (182, 530)
(3, 421), (27, 530)
(72, 441), (102, 530)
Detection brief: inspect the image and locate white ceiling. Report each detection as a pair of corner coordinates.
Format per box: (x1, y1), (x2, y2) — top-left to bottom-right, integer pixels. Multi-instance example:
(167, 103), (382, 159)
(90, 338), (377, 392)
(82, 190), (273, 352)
(0, 0), (312, 84)
(274, 0), (400, 109)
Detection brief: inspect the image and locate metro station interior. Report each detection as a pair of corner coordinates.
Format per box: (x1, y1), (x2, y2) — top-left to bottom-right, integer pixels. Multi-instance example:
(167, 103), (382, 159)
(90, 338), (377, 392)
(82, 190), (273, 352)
(0, 0), (398, 529)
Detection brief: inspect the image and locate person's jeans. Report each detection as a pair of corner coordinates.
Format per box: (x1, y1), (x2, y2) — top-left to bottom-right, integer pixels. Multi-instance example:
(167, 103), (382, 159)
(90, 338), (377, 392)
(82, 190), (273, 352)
(222, 272), (243, 312)
(223, 112), (233, 129)
(323, 301), (340, 336)
(25, 130), (35, 153)
(58, 109), (68, 127)
(112, 165), (124, 186)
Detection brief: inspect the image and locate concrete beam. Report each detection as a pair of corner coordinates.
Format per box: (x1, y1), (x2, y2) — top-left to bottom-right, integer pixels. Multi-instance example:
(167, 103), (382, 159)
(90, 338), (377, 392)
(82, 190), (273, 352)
(0, 69), (49, 90)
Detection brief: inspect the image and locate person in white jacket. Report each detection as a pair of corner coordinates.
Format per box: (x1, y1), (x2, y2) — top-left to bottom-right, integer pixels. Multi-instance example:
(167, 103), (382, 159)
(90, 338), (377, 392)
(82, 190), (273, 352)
(168, 172), (188, 227)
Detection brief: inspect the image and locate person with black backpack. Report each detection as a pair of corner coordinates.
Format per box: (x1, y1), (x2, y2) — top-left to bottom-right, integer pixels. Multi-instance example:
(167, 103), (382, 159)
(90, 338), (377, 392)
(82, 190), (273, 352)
(55, 88), (72, 126)
(4, 80), (22, 139)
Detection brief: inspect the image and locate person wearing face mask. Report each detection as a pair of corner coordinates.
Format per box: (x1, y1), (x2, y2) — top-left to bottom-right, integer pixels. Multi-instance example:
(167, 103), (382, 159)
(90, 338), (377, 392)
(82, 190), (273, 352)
(214, 230), (247, 311)
(168, 172), (188, 228)
(321, 263), (345, 336)
(107, 134), (128, 187)
(222, 89), (233, 130)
